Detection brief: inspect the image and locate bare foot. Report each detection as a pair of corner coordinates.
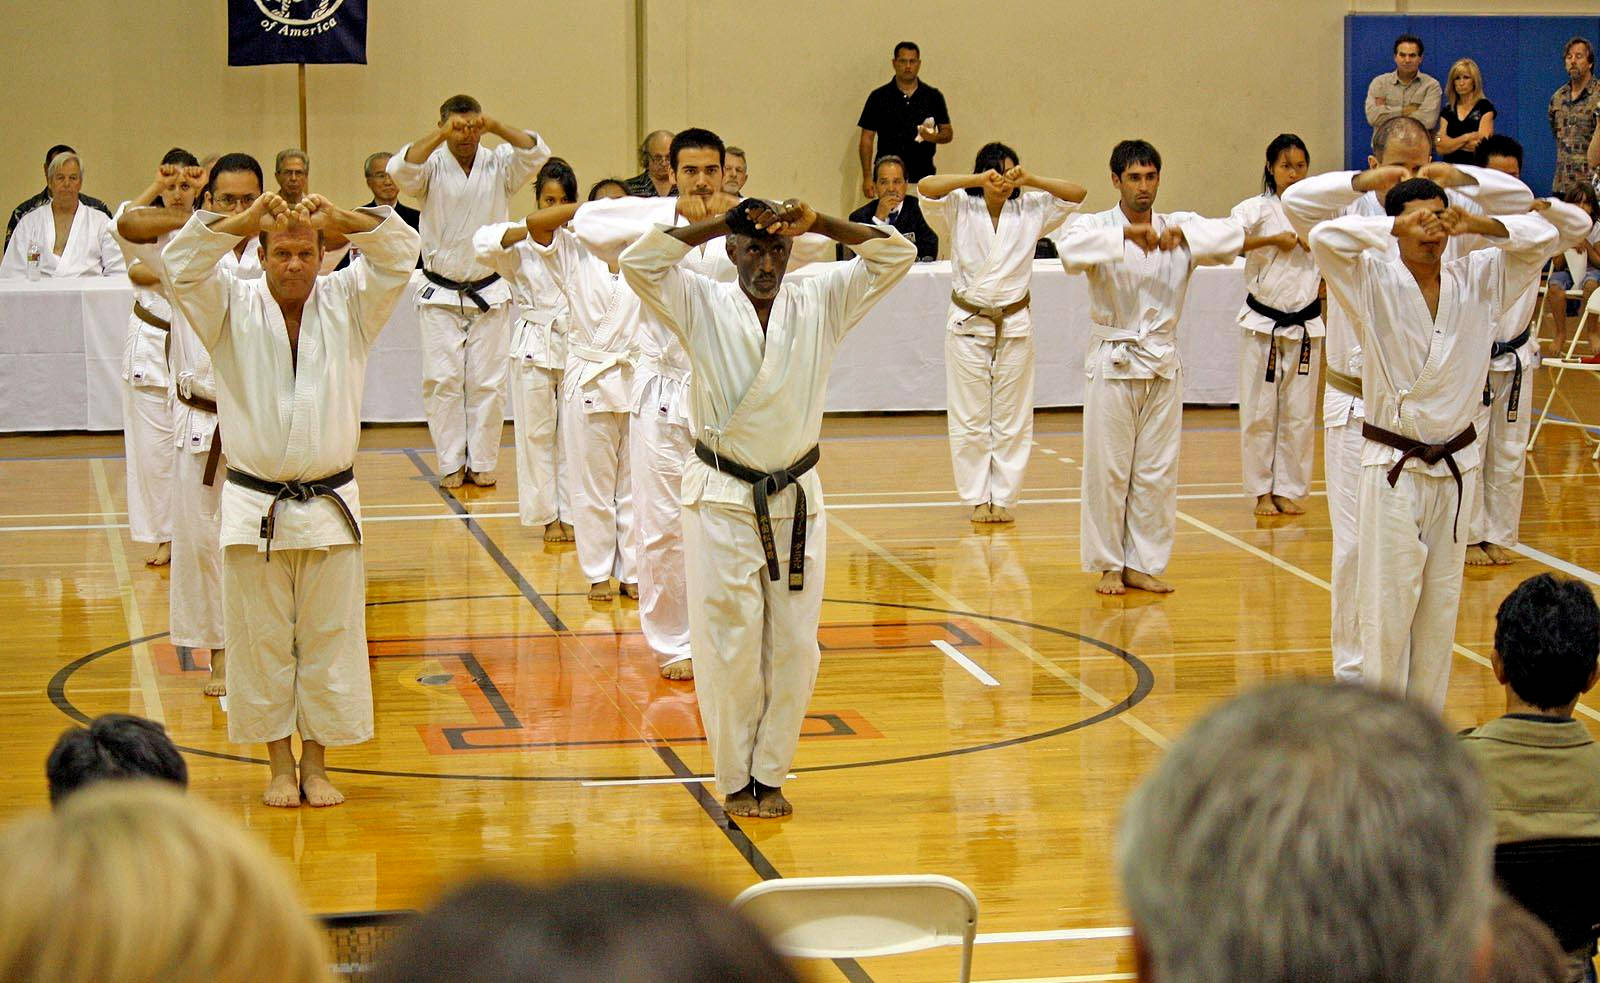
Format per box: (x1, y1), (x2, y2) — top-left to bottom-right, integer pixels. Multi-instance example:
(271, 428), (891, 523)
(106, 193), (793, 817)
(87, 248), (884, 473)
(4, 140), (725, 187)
(754, 783), (793, 819)
(438, 467), (466, 489)
(619, 582), (639, 600)
(971, 504), (993, 523)
(558, 522), (574, 540)
(1484, 543), (1516, 565)
(145, 541), (171, 566)
(723, 785), (760, 818)
(1123, 569), (1175, 593)
(263, 773), (300, 808)
(203, 649), (226, 697)
(467, 468), (496, 487)
(542, 521), (573, 543)
(660, 660), (694, 681)
(588, 580), (614, 601)
(1465, 544), (1494, 566)
(1253, 494), (1280, 516)
(1271, 495), (1305, 515)
(989, 505), (1014, 523)
(1096, 570), (1126, 595)
(300, 772), (345, 807)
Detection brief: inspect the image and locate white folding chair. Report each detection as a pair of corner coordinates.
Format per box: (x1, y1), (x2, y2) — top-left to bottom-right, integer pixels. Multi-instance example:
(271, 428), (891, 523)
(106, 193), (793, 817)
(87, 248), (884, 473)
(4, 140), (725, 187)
(732, 874), (979, 983)
(1529, 287), (1600, 457)
(1535, 248), (1588, 348)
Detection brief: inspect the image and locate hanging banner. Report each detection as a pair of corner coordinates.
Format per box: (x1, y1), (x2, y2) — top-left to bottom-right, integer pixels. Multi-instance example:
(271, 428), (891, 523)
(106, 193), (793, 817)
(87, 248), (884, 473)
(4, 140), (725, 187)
(228, 0), (367, 66)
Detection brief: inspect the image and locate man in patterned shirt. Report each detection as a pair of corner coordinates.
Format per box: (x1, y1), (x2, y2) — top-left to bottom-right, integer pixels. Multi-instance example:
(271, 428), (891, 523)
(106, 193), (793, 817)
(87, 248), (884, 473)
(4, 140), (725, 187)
(1549, 37), (1600, 197)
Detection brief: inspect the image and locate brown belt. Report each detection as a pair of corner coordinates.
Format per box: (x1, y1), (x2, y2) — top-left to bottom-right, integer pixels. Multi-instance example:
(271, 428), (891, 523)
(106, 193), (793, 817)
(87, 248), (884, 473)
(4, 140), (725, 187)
(132, 301), (170, 332)
(175, 390), (223, 487)
(1325, 367), (1362, 399)
(951, 291), (1030, 335)
(1361, 421), (1477, 542)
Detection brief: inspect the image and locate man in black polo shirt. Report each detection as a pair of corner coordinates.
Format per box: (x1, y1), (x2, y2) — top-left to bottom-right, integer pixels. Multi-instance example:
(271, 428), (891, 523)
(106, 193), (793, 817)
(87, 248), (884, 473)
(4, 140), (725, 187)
(6, 144), (113, 251)
(857, 42), (952, 199)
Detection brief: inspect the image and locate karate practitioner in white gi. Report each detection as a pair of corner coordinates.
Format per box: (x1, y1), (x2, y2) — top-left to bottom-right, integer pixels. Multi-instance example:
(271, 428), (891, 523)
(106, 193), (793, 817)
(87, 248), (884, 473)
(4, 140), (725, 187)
(918, 142), (1085, 524)
(522, 183), (639, 601)
(622, 197), (915, 818)
(473, 157), (578, 544)
(568, 128), (739, 679)
(388, 94), (549, 488)
(164, 190), (421, 807)
(118, 154), (269, 699)
(1230, 134), (1323, 517)
(1054, 140), (1243, 595)
(1282, 117), (1534, 682)
(1310, 178), (1572, 710)
(0, 153), (124, 280)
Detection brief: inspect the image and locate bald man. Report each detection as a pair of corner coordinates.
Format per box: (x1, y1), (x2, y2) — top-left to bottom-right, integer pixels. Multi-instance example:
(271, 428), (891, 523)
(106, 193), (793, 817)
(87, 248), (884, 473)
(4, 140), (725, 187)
(624, 130), (675, 198)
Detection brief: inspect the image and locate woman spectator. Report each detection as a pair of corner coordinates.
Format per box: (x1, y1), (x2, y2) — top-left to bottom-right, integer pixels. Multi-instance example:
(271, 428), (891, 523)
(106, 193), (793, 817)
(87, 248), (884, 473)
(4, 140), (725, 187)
(1436, 58), (1496, 165)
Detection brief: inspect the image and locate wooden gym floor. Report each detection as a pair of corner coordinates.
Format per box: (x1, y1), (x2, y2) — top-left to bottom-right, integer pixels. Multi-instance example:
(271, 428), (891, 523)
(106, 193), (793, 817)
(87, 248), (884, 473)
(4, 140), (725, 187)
(3, 369), (1599, 983)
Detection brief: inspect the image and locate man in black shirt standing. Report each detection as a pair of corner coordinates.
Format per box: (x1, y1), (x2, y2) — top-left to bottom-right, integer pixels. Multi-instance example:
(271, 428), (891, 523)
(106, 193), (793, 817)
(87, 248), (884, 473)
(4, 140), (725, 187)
(857, 42), (953, 199)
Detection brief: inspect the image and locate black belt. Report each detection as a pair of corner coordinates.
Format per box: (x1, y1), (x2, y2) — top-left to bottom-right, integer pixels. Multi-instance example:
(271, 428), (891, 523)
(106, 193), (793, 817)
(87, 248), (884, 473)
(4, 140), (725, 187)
(175, 391), (223, 487)
(226, 466), (359, 559)
(1484, 324), (1532, 421)
(422, 269), (501, 313)
(1361, 422), (1477, 542)
(694, 441), (820, 591)
(1246, 294), (1321, 383)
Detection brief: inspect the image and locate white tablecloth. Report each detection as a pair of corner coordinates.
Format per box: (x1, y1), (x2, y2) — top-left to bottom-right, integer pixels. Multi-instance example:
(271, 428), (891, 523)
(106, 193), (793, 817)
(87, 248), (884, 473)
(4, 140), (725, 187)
(0, 262), (1247, 432)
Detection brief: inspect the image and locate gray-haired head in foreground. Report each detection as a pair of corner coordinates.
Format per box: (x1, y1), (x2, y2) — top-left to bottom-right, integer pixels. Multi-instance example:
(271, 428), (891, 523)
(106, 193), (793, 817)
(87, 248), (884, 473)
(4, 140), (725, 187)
(1118, 681), (1493, 983)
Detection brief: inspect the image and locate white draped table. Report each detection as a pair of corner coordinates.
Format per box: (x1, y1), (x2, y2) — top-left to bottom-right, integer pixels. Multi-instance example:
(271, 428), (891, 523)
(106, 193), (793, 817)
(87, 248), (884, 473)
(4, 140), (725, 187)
(0, 261), (1247, 433)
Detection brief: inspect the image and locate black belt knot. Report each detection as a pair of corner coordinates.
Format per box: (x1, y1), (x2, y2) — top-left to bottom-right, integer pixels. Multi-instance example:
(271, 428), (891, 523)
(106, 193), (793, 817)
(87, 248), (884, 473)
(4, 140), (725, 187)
(1483, 325), (1532, 421)
(422, 269), (501, 313)
(225, 466), (359, 559)
(694, 441), (820, 590)
(1246, 294), (1321, 383)
(1361, 422), (1477, 542)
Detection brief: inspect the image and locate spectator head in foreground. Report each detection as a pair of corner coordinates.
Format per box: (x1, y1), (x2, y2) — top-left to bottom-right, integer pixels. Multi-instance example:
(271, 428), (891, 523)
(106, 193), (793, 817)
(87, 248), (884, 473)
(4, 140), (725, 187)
(1119, 681), (1494, 983)
(1485, 892), (1569, 983)
(374, 874), (798, 983)
(1493, 573), (1600, 716)
(46, 712), (187, 805)
(0, 782), (331, 982)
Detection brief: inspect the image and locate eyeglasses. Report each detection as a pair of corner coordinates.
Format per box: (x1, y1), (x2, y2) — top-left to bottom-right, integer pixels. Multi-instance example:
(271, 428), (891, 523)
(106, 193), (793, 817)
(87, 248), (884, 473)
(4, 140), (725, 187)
(647, 154), (671, 164)
(214, 194), (259, 208)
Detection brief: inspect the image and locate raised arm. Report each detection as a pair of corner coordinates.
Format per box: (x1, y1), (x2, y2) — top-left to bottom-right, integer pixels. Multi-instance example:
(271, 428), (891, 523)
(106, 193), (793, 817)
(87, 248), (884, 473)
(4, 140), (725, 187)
(162, 197), (282, 350)
(1005, 167), (1086, 205)
(666, 199), (890, 249)
(1308, 214), (1399, 349)
(482, 117), (549, 194)
(858, 130), (877, 199)
(915, 171), (988, 201)
(307, 196), (423, 343)
(521, 202), (582, 247)
(569, 196), (679, 265)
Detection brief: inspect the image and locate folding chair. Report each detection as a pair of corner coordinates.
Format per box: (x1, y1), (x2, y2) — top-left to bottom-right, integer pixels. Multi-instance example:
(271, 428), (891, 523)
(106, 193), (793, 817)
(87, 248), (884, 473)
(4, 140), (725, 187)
(1535, 249), (1589, 348)
(1528, 287), (1600, 456)
(732, 874), (979, 983)
(319, 910), (418, 981)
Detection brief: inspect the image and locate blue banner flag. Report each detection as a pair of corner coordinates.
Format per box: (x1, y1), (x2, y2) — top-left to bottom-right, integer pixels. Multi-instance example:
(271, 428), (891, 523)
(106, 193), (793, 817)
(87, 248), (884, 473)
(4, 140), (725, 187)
(228, 0), (367, 66)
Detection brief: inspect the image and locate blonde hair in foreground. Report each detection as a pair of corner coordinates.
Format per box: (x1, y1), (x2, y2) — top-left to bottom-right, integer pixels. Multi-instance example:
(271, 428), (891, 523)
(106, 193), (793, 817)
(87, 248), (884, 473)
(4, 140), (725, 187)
(0, 782), (332, 983)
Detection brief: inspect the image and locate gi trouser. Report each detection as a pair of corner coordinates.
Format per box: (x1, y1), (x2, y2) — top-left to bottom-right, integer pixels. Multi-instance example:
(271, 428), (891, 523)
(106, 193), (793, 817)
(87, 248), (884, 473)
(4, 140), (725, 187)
(562, 396), (635, 584)
(169, 449), (225, 650)
(510, 358), (566, 526)
(1469, 366), (1531, 549)
(1325, 416), (1366, 683)
(1080, 369), (1182, 575)
(419, 302), (511, 475)
(944, 328), (1036, 509)
(630, 377), (692, 667)
(1238, 331), (1321, 499)
(122, 384), (174, 544)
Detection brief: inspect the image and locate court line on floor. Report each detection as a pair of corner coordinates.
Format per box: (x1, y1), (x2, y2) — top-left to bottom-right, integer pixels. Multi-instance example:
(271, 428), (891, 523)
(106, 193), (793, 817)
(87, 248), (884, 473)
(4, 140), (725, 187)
(88, 460), (165, 725)
(831, 514), (1170, 749)
(1511, 543), (1600, 588)
(932, 640), (1001, 686)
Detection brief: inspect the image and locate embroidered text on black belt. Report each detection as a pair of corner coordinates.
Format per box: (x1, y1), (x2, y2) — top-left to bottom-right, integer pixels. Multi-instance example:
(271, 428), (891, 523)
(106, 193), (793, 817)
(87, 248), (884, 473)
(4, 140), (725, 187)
(1360, 422), (1477, 541)
(1484, 325), (1531, 421)
(693, 441), (820, 590)
(1246, 294), (1321, 383)
(226, 466), (359, 560)
(422, 269), (501, 313)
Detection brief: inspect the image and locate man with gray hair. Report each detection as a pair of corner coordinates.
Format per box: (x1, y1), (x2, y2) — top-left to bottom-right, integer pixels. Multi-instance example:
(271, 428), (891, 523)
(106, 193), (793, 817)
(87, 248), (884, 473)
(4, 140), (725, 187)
(1119, 681), (1495, 983)
(625, 130), (675, 198)
(274, 148), (309, 205)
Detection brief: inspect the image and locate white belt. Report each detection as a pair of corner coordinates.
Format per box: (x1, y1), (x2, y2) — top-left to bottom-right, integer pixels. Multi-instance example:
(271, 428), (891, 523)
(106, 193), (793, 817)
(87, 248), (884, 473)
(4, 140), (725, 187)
(569, 342), (635, 390)
(1089, 321), (1172, 360)
(177, 371), (217, 404)
(636, 351), (691, 385)
(514, 316), (566, 365)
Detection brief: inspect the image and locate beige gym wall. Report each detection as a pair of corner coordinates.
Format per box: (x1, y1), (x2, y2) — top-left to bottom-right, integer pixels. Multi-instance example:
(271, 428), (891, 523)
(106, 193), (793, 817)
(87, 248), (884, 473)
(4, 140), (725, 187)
(1, 1), (1591, 224)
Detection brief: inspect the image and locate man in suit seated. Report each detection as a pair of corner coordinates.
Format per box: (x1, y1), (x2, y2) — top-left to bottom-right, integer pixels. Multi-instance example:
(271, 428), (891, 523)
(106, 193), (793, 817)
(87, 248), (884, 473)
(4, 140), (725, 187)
(838, 155), (938, 261)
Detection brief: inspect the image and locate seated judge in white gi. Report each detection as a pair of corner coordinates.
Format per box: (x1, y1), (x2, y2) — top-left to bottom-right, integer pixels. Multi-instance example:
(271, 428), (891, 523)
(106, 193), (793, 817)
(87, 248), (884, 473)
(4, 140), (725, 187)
(1281, 117), (1536, 685)
(163, 189), (421, 807)
(567, 128), (742, 679)
(0, 152), (124, 279)
(1309, 178), (1571, 711)
(919, 142), (1085, 524)
(1230, 134), (1323, 517)
(388, 94), (550, 488)
(523, 180), (640, 602)
(621, 197), (915, 819)
(1055, 140), (1243, 596)
(473, 157), (578, 545)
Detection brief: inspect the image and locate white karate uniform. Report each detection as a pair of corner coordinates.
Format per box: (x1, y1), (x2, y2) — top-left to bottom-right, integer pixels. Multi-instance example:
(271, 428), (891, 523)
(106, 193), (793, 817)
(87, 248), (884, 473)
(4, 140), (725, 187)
(1055, 207), (1244, 576)
(533, 228), (638, 586)
(1283, 167), (1534, 682)
(473, 223), (570, 527)
(0, 201), (125, 278)
(1229, 193), (1325, 500)
(1311, 209), (1555, 710)
(621, 225), (914, 795)
(573, 196), (738, 668)
(922, 190), (1079, 508)
(110, 203), (175, 545)
(388, 133), (549, 475)
(164, 206), (420, 745)
(1469, 203), (1593, 548)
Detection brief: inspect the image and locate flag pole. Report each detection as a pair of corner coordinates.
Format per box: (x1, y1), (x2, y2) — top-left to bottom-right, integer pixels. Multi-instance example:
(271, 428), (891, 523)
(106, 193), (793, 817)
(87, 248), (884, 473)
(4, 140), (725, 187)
(297, 63), (308, 153)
